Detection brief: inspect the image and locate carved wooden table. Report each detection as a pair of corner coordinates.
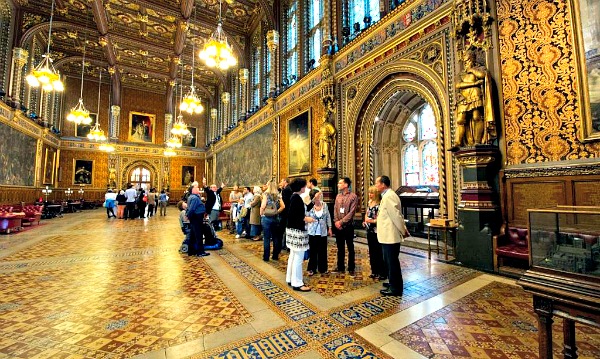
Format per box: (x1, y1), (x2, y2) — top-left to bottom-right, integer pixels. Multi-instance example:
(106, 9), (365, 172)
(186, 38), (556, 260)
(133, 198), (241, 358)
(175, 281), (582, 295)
(518, 268), (600, 359)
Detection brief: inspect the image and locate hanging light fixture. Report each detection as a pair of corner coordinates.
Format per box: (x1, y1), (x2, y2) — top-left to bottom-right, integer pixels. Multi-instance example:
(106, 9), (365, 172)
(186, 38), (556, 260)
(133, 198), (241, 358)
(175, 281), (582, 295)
(180, 11), (204, 115)
(173, 71), (190, 137)
(163, 148), (177, 157)
(67, 13), (92, 125)
(88, 68), (106, 141)
(25, 0), (64, 92)
(199, 0), (237, 70)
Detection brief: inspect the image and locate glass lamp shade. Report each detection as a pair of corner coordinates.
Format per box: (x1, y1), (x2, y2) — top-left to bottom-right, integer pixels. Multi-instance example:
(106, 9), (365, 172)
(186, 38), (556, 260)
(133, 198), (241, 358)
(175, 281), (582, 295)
(26, 56), (64, 92)
(199, 23), (237, 70)
(66, 98), (92, 125)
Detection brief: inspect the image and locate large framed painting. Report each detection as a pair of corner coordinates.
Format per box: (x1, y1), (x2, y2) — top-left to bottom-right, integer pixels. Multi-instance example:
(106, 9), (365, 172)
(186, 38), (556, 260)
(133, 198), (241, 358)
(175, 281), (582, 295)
(288, 110), (311, 176)
(182, 127), (197, 147)
(573, 0), (600, 140)
(43, 147), (57, 185)
(73, 159), (93, 185)
(182, 165), (195, 186)
(129, 111), (155, 143)
(75, 113), (96, 138)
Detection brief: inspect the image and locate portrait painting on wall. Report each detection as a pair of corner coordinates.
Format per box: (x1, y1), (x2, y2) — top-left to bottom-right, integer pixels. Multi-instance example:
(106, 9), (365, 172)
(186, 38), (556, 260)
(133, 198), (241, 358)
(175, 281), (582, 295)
(288, 110), (311, 176)
(182, 166), (195, 186)
(182, 127), (197, 147)
(73, 159), (93, 185)
(75, 113), (96, 138)
(575, 0), (600, 139)
(43, 147), (57, 185)
(215, 123), (273, 185)
(129, 112), (155, 143)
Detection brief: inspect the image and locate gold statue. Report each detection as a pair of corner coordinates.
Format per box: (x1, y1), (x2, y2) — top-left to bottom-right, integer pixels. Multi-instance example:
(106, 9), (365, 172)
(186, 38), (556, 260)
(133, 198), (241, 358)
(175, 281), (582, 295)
(453, 49), (496, 148)
(317, 120), (336, 168)
(108, 168), (117, 189)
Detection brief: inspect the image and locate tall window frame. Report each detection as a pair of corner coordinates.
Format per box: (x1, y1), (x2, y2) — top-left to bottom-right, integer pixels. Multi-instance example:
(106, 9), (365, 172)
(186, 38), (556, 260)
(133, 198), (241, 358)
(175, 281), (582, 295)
(284, 0), (299, 82)
(401, 103), (439, 186)
(251, 44), (261, 109)
(349, 0), (381, 32)
(307, 0), (323, 68)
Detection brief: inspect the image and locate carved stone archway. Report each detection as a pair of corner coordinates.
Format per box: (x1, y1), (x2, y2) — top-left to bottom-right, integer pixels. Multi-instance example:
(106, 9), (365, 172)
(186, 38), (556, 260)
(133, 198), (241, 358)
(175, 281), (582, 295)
(120, 160), (160, 190)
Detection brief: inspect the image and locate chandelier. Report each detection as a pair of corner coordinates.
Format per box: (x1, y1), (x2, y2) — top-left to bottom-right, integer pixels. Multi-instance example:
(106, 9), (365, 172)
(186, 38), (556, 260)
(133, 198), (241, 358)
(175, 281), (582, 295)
(166, 135), (182, 148)
(199, 0), (237, 70)
(67, 14), (92, 125)
(171, 114), (190, 136)
(25, 0), (64, 92)
(88, 68), (106, 141)
(180, 35), (204, 114)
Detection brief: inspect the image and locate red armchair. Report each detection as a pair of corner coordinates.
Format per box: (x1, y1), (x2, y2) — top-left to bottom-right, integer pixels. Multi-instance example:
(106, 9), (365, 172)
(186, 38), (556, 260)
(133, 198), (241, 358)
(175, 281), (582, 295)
(493, 224), (530, 272)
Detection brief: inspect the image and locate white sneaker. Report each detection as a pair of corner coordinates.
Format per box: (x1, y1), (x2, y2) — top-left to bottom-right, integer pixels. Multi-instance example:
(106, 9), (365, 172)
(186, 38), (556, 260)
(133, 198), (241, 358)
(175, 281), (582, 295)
(235, 234), (240, 239)
(241, 231), (246, 237)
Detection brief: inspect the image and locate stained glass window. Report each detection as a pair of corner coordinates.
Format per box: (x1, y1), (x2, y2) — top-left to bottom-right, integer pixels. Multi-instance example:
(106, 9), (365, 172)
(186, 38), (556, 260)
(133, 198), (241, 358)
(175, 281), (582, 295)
(285, 1), (299, 81)
(401, 103), (439, 185)
(252, 45), (261, 108)
(349, 0), (381, 33)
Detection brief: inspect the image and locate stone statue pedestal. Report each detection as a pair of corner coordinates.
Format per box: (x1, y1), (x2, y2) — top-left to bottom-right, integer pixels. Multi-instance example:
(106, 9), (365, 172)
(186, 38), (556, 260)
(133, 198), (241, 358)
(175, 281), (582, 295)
(317, 168), (337, 213)
(452, 145), (501, 272)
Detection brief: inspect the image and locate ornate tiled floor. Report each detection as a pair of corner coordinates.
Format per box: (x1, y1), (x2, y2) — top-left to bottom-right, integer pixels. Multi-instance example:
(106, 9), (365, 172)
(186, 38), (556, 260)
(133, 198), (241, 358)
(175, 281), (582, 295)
(0, 211), (598, 358)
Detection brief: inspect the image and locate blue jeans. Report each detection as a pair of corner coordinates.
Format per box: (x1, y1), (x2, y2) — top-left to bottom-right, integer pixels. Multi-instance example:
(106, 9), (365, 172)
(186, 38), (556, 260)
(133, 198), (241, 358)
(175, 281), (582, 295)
(261, 216), (281, 260)
(236, 216), (246, 235)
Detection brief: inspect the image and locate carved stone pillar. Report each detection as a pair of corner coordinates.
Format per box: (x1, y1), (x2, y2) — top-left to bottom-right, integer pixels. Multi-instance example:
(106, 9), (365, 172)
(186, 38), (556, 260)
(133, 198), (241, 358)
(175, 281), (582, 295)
(239, 68), (248, 119)
(164, 113), (173, 143)
(10, 48), (28, 109)
(221, 91), (230, 131)
(110, 105), (120, 139)
(266, 30), (279, 95)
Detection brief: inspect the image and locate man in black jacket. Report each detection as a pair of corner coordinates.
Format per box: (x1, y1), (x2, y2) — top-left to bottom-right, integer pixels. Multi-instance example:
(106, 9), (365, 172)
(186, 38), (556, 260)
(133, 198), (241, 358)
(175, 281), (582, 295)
(203, 178), (225, 230)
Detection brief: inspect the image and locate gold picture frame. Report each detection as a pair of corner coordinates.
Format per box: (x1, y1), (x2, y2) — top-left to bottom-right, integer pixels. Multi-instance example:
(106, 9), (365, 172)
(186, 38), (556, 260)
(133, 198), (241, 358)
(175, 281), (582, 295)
(573, 0), (600, 141)
(43, 147), (57, 185)
(73, 159), (94, 186)
(182, 165), (196, 187)
(129, 111), (156, 143)
(288, 109), (311, 176)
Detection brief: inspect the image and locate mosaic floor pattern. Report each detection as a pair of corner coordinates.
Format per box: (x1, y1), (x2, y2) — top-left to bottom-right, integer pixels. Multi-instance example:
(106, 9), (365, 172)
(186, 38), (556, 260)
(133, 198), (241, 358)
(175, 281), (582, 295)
(1, 211), (599, 358)
(392, 281), (600, 358)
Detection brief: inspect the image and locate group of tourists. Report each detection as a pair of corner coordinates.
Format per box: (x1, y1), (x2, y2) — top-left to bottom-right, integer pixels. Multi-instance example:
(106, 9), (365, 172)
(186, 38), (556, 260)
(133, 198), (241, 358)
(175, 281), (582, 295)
(104, 184), (169, 219)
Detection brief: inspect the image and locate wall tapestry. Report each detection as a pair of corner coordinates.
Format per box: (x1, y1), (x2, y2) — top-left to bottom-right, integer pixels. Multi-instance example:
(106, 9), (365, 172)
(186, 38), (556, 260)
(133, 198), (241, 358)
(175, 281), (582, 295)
(0, 123), (36, 186)
(215, 123), (273, 186)
(129, 112), (155, 143)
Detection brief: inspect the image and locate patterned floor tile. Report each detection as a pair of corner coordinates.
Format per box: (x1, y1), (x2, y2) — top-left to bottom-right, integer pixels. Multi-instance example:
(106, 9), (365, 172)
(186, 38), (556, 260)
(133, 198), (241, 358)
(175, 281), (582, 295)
(391, 281), (600, 358)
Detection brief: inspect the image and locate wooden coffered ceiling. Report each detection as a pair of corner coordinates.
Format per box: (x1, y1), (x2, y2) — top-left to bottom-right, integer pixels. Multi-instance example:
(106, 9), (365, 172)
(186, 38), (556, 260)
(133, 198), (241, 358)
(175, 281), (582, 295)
(16, 0), (273, 94)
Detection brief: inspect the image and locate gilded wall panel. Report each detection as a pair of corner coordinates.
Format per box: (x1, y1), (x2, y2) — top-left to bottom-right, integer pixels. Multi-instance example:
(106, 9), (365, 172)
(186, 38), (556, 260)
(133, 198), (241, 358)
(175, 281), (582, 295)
(498, 0), (600, 165)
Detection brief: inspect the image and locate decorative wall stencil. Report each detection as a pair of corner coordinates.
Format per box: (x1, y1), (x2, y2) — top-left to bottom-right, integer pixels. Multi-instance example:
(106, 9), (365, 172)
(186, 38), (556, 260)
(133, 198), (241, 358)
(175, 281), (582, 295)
(497, 0), (600, 164)
(0, 123), (36, 186)
(215, 123), (273, 185)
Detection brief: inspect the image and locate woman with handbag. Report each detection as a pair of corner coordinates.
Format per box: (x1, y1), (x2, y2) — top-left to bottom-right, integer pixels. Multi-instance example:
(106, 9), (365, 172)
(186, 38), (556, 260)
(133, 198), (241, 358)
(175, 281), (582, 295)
(306, 189), (332, 275)
(260, 180), (285, 261)
(285, 178), (321, 292)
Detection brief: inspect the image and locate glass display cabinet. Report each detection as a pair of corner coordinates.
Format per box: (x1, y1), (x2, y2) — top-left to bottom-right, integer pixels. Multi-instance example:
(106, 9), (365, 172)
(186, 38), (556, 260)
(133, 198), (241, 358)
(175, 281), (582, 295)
(529, 206), (600, 275)
(518, 205), (600, 359)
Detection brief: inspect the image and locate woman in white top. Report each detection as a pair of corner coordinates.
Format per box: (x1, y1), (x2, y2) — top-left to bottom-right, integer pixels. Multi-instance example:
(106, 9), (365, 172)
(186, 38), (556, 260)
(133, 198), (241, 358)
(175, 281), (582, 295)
(104, 189), (117, 219)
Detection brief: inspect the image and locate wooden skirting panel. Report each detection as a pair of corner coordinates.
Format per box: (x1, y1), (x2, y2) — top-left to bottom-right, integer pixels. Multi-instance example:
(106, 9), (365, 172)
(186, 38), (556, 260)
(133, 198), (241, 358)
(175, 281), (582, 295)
(500, 165), (600, 227)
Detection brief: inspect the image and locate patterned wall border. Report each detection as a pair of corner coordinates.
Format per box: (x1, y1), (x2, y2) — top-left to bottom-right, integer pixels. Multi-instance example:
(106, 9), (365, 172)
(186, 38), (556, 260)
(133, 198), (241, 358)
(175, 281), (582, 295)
(504, 162), (600, 179)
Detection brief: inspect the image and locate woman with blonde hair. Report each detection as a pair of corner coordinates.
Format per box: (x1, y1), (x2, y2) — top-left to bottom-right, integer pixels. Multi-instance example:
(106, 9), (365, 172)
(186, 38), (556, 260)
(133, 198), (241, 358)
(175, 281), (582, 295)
(363, 185), (385, 280)
(260, 180), (285, 261)
(249, 186), (263, 241)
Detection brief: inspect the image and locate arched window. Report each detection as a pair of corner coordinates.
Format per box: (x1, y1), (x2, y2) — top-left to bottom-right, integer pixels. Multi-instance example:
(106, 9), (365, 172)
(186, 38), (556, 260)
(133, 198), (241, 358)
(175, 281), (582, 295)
(307, 0), (323, 68)
(349, 0), (380, 34)
(401, 104), (438, 186)
(130, 166), (151, 190)
(285, 1), (299, 82)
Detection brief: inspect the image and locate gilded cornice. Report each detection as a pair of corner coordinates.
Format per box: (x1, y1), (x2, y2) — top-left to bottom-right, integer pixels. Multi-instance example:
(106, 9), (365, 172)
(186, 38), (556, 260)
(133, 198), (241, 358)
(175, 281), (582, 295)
(0, 103), (60, 148)
(504, 162), (600, 178)
(61, 140), (205, 158)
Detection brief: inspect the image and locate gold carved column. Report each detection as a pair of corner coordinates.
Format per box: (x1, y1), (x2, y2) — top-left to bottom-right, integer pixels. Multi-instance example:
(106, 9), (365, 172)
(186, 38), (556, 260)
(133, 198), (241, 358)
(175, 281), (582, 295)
(10, 48), (28, 109)
(266, 30), (279, 96)
(221, 91), (230, 131)
(239, 68), (248, 119)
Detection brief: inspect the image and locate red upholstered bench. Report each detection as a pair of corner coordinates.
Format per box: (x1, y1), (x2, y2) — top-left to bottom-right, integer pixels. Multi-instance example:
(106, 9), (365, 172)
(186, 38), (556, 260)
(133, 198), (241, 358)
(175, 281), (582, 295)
(493, 224), (530, 272)
(219, 202), (231, 230)
(0, 211), (24, 234)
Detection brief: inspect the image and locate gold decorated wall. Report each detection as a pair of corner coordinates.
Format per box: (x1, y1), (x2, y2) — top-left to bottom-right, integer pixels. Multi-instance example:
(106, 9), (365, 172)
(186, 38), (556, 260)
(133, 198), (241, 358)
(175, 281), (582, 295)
(498, 0), (600, 164)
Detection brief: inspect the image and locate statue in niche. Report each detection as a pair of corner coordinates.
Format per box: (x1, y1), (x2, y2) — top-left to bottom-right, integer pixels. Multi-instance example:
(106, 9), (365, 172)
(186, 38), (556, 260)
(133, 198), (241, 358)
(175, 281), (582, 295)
(452, 48), (496, 149)
(108, 168), (117, 189)
(317, 95), (337, 168)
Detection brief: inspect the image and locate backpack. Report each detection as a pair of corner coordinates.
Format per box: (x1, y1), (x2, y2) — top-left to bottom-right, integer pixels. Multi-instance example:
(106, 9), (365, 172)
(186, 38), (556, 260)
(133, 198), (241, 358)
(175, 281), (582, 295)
(264, 194), (279, 217)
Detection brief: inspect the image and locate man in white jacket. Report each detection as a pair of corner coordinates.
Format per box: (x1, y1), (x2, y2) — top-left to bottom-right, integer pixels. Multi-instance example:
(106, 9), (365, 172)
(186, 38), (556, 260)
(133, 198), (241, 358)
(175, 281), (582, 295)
(375, 175), (409, 296)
